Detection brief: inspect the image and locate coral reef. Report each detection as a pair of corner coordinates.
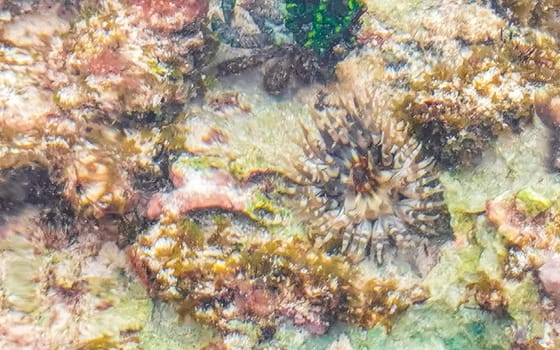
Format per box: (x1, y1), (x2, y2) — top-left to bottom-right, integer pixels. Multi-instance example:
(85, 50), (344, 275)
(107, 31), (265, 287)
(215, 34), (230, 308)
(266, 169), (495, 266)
(331, 1), (560, 167)
(144, 154), (287, 225)
(212, 0), (365, 95)
(436, 118), (560, 347)
(127, 112), (433, 337)
(130, 211), (427, 336)
(0, 0), (211, 217)
(0, 209), (153, 349)
(490, 0), (560, 38)
(5, 0), (560, 348)
(294, 90), (449, 263)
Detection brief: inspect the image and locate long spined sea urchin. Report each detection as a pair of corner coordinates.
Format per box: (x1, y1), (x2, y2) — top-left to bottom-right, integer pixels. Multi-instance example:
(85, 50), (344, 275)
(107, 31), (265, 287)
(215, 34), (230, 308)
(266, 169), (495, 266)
(296, 92), (449, 264)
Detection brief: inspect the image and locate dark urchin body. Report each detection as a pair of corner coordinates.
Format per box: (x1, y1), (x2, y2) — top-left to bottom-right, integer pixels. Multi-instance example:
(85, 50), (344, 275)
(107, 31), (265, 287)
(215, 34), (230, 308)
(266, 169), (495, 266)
(296, 93), (449, 264)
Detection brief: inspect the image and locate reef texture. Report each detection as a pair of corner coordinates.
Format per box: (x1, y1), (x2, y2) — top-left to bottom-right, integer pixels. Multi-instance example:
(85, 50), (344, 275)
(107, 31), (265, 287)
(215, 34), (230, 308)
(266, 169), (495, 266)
(295, 90), (449, 264)
(0, 0), (210, 217)
(4, 0), (560, 348)
(332, 1), (560, 167)
(130, 213), (428, 336)
(0, 209), (153, 349)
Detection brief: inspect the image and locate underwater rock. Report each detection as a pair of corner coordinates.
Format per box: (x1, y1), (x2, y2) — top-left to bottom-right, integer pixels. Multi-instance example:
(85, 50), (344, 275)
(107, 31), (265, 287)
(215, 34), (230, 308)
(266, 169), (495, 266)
(145, 158), (255, 221)
(128, 0), (209, 32)
(212, 0), (365, 95)
(490, 0), (560, 39)
(130, 151), (429, 336)
(333, 3), (560, 168)
(539, 253), (560, 301)
(216, 44), (323, 95)
(131, 216), (426, 335)
(209, 0), (287, 49)
(0, 210), (153, 349)
(0, 0), (211, 217)
(535, 89), (560, 171)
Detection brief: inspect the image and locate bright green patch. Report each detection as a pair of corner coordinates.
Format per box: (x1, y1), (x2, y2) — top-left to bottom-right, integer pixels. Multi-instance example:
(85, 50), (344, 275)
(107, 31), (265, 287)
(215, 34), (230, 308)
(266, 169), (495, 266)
(285, 0), (365, 61)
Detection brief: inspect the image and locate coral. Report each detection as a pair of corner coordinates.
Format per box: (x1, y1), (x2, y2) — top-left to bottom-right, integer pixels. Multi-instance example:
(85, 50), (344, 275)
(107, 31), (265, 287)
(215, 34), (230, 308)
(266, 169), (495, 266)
(432, 119), (560, 344)
(128, 0), (209, 32)
(538, 253), (560, 301)
(490, 0), (560, 38)
(486, 196), (552, 249)
(331, 2), (560, 167)
(0, 0), (211, 217)
(62, 0), (209, 118)
(144, 155), (288, 225)
(129, 144), (429, 336)
(294, 90), (449, 263)
(131, 216), (425, 335)
(467, 272), (508, 313)
(62, 144), (135, 218)
(5, 0), (560, 348)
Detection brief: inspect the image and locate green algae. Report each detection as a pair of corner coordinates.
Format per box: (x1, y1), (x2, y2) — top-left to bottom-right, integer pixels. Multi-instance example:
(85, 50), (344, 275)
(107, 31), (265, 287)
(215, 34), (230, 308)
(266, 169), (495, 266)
(515, 187), (554, 218)
(244, 190), (295, 228)
(504, 275), (544, 339)
(425, 215), (506, 309)
(172, 155), (228, 172)
(423, 119), (553, 343)
(285, 0), (365, 61)
(180, 219), (206, 249)
(441, 118), (560, 214)
(343, 304), (510, 350)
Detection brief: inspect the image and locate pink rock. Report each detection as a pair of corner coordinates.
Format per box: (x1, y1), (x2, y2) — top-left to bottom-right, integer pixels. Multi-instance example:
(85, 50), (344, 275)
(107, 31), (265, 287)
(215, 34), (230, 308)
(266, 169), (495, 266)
(539, 253), (560, 300)
(145, 167), (251, 220)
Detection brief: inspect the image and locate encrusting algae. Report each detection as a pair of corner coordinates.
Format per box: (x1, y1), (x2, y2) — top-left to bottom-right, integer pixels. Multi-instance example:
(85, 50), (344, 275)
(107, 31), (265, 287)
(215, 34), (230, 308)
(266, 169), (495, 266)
(0, 0), (212, 218)
(130, 212), (428, 336)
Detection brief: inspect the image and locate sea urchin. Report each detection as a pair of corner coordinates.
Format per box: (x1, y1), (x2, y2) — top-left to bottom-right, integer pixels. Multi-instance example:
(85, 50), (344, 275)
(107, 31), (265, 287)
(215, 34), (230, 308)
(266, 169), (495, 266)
(296, 92), (449, 264)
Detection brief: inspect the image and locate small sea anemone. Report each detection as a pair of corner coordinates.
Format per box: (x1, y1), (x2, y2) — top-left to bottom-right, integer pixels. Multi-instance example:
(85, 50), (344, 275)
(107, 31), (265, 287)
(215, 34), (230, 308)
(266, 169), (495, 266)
(296, 91), (449, 263)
